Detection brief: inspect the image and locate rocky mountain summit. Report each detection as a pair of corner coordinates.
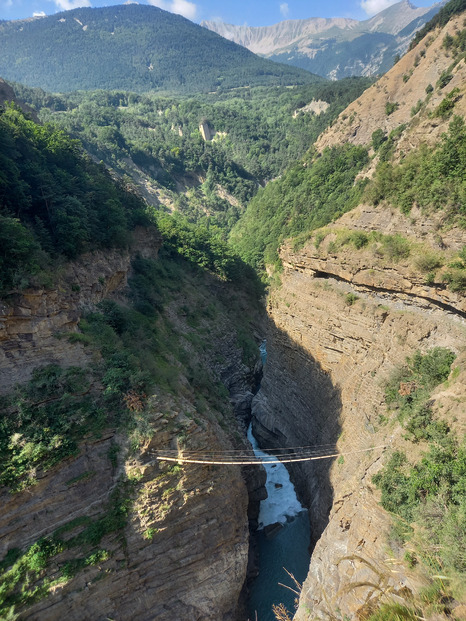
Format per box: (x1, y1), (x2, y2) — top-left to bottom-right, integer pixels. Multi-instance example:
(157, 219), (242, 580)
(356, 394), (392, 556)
(202, 0), (447, 79)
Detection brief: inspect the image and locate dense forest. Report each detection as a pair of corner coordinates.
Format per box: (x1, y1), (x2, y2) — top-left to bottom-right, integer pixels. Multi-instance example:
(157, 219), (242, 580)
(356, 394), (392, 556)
(0, 4), (319, 94)
(12, 77), (373, 234)
(0, 103), (149, 292)
(230, 143), (369, 270)
(0, 102), (261, 299)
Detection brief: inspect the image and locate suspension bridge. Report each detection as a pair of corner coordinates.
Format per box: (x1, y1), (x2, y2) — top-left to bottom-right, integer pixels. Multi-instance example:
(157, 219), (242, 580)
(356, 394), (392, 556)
(151, 444), (386, 466)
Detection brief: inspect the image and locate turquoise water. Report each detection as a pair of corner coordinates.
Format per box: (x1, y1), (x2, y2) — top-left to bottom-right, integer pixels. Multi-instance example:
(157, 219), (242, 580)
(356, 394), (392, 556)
(247, 512), (311, 621)
(247, 425), (311, 621)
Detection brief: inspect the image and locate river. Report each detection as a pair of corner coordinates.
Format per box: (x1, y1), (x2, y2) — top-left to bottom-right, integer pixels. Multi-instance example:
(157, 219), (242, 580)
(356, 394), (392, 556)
(246, 426), (311, 621)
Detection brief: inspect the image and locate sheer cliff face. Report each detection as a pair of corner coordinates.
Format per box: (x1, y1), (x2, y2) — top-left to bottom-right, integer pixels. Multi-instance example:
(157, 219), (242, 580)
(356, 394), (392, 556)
(1, 413), (249, 621)
(253, 205), (465, 619)
(0, 230), (255, 621)
(250, 14), (466, 616)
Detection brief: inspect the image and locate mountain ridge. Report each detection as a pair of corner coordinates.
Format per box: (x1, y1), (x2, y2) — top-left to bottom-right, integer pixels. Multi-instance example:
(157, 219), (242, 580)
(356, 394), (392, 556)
(202, 0), (447, 79)
(0, 4), (321, 94)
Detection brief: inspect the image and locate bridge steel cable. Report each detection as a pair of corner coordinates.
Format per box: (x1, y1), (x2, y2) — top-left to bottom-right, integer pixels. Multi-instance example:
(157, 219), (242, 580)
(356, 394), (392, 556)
(150, 444), (386, 466)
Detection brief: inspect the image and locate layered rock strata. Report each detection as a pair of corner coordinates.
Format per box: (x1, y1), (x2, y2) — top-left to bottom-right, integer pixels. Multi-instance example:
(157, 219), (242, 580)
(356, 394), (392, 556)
(0, 227), (259, 620)
(0, 227), (162, 392)
(6, 395), (250, 621)
(252, 206), (465, 618)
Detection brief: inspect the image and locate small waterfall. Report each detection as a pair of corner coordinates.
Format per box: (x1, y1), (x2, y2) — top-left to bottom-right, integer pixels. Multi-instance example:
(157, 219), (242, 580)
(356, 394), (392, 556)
(247, 426), (304, 530)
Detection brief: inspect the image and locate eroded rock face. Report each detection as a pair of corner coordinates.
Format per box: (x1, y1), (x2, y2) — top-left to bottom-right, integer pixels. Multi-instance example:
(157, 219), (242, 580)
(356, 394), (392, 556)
(253, 208), (465, 619)
(0, 227), (257, 621)
(4, 399), (250, 621)
(315, 14), (466, 156)
(0, 227), (162, 392)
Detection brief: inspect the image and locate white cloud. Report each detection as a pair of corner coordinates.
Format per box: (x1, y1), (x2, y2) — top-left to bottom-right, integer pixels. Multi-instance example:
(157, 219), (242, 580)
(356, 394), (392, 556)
(148, 0), (197, 20)
(33, 10), (47, 15)
(53, 0), (91, 10)
(280, 3), (289, 18)
(360, 0), (398, 15)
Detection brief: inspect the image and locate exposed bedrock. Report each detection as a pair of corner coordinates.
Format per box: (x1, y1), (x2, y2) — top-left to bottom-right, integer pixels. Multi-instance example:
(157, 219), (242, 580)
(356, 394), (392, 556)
(0, 227), (162, 392)
(11, 414), (250, 621)
(0, 226), (262, 621)
(252, 210), (465, 619)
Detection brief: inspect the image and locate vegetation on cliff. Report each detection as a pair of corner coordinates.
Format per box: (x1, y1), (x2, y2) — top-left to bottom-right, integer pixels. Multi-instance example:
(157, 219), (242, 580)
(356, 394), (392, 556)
(373, 348), (466, 608)
(0, 219), (261, 617)
(0, 103), (149, 293)
(0, 480), (135, 616)
(230, 144), (369, 270)
(409, 0), (466, 50)
(366, 115), (466, 225)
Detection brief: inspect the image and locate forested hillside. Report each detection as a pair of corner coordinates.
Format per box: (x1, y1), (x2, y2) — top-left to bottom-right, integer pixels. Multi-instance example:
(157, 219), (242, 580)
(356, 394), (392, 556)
(11, 78), (372, 234)
(231, 8), (466, 275)
(0, 4), (320, 94)
(0, 103), (149, 293)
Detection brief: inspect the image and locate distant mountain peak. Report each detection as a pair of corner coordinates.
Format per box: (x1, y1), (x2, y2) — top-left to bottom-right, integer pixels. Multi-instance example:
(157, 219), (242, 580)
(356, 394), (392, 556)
(203, 0), (445, 80)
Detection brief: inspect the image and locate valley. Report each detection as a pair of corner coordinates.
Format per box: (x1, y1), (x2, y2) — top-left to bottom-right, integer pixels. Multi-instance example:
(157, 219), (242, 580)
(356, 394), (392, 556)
(0, 1), (465, 620)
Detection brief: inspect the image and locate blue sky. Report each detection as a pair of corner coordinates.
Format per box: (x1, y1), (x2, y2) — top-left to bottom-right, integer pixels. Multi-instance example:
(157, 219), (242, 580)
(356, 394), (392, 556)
(0, 0), (441, 25)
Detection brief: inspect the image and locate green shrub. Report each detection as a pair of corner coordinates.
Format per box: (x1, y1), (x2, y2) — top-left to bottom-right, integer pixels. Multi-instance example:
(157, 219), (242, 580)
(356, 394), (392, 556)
(372, 128), (386, 151)
(0, 481), (135, 616)
(410, 100), (422, 117)
(434, 87), (461, 118)
(385, 101), (399, 116)
(379, 234), (411, 260)
(230, 143), (369, 271)
(366, 116), (466, 219)
(345, 292), (359, 306)
(414, 252), (443, 273)
(437, 71), (453, 89)
(384, 347), (456, 442)
(0, 104), (149, 297)
(0, 364), (113, 490)
(410, 0), (466, 51)
(351, 231), (369, 249)
(442, 268), (466, 291)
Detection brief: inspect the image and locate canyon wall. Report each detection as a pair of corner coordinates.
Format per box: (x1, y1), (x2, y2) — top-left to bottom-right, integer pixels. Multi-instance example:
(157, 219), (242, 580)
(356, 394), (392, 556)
(0, 227), (162, 392)
(0, 228), (259, 620)
(253, 205), (465, 619)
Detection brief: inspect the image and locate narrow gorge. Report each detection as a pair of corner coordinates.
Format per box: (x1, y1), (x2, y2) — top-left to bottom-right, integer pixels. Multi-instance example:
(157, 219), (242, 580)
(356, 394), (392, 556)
(1, 3), (465, 620)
